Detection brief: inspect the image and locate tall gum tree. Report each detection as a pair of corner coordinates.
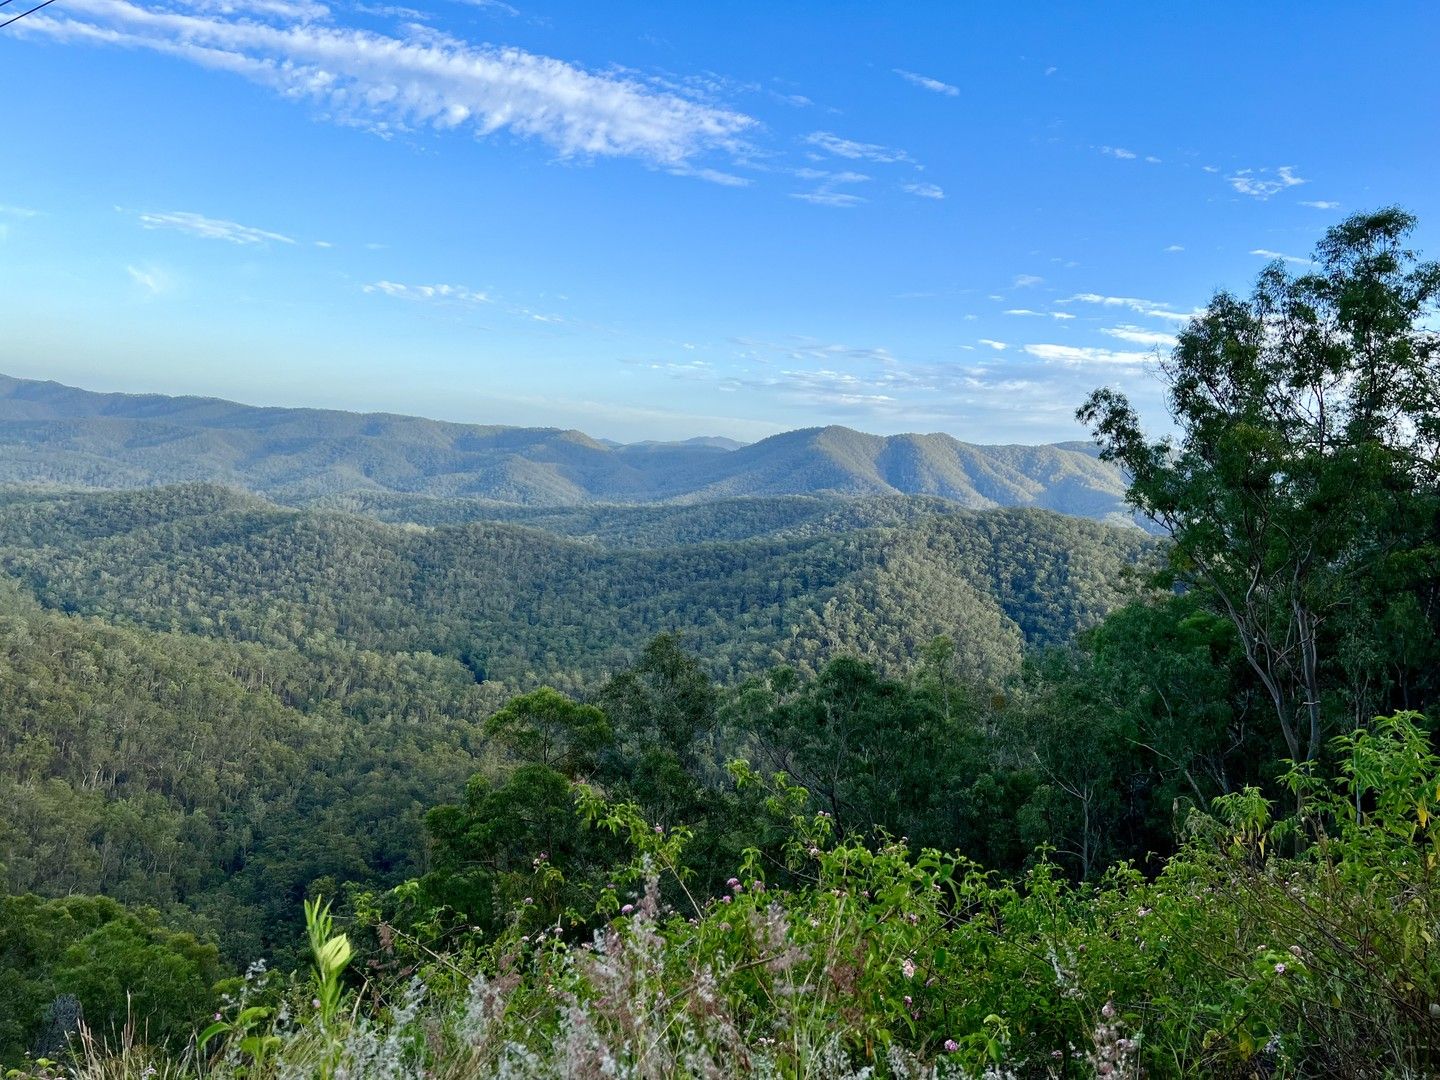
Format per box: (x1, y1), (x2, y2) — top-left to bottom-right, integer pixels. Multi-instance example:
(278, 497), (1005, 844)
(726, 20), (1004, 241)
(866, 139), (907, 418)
(1079, 208), (1440, 765)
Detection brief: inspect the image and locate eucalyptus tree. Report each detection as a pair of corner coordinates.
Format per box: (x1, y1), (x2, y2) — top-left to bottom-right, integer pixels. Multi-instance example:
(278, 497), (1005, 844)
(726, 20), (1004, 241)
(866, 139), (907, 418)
(1080, 208), (1440, 765)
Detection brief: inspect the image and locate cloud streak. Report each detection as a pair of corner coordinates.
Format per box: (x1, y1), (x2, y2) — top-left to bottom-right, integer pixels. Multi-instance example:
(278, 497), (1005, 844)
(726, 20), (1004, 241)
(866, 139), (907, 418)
(1024, 343), (1153, 368)
(901, 181), (944, 200)
(1251, 248), (1317, 266)
(789, 169), (869, 208)
(894, 68), (958, 96)
(132, 208), (296, 244)
(24, 0), (757, 168)
(1062, 292), (1202, 324)
(363, 280), (491, 304)
(804, 130), (915, 165)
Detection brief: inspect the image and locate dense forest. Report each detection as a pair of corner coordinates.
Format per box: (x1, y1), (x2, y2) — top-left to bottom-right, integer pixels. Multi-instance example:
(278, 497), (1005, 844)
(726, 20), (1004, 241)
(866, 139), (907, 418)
(0, 487), (1152, 689)
(1, 209), (1437, 1076)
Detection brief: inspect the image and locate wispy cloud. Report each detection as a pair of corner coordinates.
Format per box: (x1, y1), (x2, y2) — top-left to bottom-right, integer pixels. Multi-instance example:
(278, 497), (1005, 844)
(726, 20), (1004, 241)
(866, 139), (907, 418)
(1099, 324), (1177, 347)
(1012, 274), (1043, 288)
(1062, 292), (1202, 324)
(804, 131), (915, 165)
(730, 335), (899, 366)
(453, 0), (519, 15)
(24, 0), (757, 169)
(790, 169), (869, 208)
(668, 165), (752, 187)
(125, 263), (172, 295)
(363, 280), (491, 304)
(1299, 200), (1339, 210)
(1024, 342), (1153, 367)
(1251, 248), (1317, 266)
(1004, 308), (1073, 320)
(0, 204), (41, 218)
(130, 208), (296, 245)
(978, 339), (1007, 351)
(1228, 166), (1306, 199)
(1100, 145), (1136, 160)
(901, 181), (944, 200)
(1164, 244), (1184, 252)
(894, 68), (958, 96)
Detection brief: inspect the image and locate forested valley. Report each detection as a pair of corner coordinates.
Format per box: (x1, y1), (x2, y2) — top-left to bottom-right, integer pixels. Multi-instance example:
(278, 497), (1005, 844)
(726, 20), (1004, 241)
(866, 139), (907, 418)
(2, 210), (1438, 1077)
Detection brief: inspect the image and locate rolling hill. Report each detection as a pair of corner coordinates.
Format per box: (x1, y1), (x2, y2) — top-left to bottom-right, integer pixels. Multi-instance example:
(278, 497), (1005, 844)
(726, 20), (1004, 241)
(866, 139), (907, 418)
(0, 374), (1132, 520)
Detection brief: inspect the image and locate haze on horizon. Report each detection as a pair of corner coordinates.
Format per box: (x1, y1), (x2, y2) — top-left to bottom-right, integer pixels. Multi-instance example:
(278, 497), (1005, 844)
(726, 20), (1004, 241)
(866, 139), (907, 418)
(1, 1), (1436, 443)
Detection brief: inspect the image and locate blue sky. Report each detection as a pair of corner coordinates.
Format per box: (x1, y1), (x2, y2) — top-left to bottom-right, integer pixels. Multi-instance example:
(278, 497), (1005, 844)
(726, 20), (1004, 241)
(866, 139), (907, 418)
(2, 2), (1437, 443)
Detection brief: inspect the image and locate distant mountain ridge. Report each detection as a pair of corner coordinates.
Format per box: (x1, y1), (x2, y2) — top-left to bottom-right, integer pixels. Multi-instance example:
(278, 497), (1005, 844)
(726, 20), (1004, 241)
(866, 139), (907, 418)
(0, 374), (1132, 520)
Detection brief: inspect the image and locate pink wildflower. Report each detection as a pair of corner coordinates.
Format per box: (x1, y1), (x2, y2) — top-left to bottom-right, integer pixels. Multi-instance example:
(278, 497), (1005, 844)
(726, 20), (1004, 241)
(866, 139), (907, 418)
(944, 1039), (960, 1053)
(620, 904), (634, 915)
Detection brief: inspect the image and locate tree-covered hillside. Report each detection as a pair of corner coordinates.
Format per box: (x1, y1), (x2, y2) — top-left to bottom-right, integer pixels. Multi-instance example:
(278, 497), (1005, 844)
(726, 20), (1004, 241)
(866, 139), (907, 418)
(0, 575), (499, 967)
(0, 375), (1132, 518)
(0, 485), (1153, 691)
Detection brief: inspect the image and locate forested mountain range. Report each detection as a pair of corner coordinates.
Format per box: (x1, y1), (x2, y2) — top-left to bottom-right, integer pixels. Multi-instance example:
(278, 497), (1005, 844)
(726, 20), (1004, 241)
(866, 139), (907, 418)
(0, 374), (1130, 519)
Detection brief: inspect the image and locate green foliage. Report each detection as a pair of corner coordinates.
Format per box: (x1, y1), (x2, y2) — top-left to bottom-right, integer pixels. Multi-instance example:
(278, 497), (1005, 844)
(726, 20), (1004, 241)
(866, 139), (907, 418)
(18, 712), (1435, 1078)
(1081, 208), (1440, 764)
(0, 597), (493, 966)
(0, 894), (220, 1068)
(0, 486), (1151, 691)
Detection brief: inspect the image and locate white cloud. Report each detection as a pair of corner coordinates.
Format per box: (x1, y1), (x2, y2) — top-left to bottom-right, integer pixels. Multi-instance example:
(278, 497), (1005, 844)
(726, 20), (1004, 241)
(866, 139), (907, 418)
(454, 0), (518, 14)
(1251, 248), (1317, 266)
(894, 68), (958, 96)
(1024, 343), (1152, 367)
(901, 181), (944, 200)
(1144, 155), (1161, 164)
(125, 263), (171, 295)
(791, 191), (865, 207)
(1299, 200), (1339, 209)
(0, 204), (40, 217)
(185, 0), (330, 19)
(978, 339), (1007, 350)
(24, 0), (757, 168)
(804, 130), (915, 165)
(1062, 292), (1201, 324)
(790, 169), (869, 208)
(132, 209), (295, 244)
(363, 280), (491, 304)
(1228, 166), (1306, 199)
(1004, 308), (1073, 320)
(1164, 244), (1184, 252)
(1100, 146), (1136, 159)
(1100, 324), (1177, 347)
(669, 165), (752, 187)
(1013, 274), (1043, 288)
